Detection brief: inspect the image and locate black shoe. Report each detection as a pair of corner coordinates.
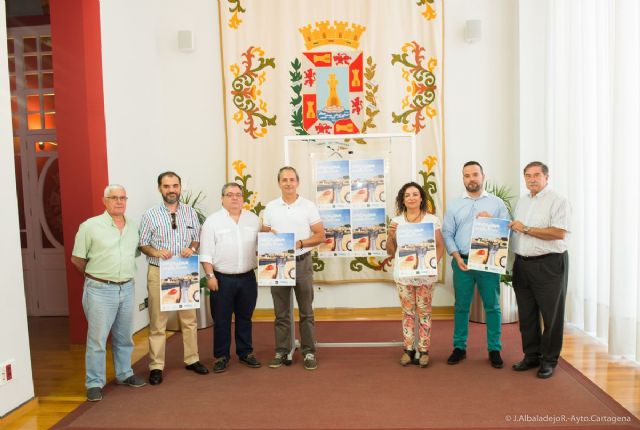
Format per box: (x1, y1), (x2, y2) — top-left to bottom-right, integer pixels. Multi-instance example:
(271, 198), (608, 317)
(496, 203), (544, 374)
(537, 363), (555, 379)
(489, 351), (504, 368)
(239, 353), (261, 368)
(447, 348), (466, 365)
(149, 369), (163, 385)
(213, 357), (229, 373)
(185, 361), (210, 375)
(512, 357), (541, 371)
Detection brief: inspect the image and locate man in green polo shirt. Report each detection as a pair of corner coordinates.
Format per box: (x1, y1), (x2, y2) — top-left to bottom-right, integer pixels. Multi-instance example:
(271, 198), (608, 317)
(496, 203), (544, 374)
(71, 184), (145, 402)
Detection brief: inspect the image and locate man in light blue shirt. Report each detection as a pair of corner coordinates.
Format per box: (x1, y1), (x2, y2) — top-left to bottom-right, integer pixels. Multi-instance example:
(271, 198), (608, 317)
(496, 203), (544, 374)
(442, 161), (509, 368)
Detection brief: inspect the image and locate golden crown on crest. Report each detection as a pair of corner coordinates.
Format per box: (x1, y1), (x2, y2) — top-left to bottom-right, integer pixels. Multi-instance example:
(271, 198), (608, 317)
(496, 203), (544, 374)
(299, 21), (366, 50)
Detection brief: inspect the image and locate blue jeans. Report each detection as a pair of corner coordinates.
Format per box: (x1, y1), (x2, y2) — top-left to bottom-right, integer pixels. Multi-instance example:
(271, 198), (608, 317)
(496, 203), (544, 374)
(82, 278), (135, 388)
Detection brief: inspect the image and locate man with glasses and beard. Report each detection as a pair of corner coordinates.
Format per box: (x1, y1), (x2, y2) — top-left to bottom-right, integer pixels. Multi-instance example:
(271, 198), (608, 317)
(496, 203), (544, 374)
(442, 161), (509, 369)
(139, 171), (209, 385)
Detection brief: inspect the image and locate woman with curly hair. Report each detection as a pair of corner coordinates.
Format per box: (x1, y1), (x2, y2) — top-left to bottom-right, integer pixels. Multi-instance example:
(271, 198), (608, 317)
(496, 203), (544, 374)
(387, 182), (444, 367)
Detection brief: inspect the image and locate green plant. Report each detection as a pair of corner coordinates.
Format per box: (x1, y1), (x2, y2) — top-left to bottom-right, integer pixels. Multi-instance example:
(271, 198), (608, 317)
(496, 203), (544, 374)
(180, 190), (207, 224)
(484, 180), (516, 284)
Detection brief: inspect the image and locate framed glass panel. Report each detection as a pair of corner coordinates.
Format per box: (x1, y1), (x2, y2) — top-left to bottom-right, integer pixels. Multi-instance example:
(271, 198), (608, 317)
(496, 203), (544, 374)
(9, 76), (16, 91)
(40, 36), (52, 52)
(8, 57), (15, 73)
(12, 115), (19, 131)
(41, 54), (53, 70)
(28, 113), (42, 130)
(7, 38), (15, 55)
(27, 95), (40, 112)
(11, 96), (18, 113)
(44, 113), (56, 129)
(24, 55), (38, 71)
(23, 37), (37, 53)
(43, 94), (55, 110)
(26, 74), (39, 89)
(42, 73), (54, 88)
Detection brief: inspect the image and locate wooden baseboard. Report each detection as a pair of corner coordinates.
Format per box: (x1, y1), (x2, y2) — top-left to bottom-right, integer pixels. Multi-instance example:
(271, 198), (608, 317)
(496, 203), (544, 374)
(0, 397), (38, 424)
(253, 306), (454, 321)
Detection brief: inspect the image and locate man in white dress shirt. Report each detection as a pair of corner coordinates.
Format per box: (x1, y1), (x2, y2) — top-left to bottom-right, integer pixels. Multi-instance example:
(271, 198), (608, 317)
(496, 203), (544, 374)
(200, 183), (261, 373)
(262, 166), (325, 371)
(509, 161), (570, 379)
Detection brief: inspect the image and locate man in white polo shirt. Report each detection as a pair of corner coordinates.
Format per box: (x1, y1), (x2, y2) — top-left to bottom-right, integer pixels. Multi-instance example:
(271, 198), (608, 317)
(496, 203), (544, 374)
(262, 166), (325, 370)
(199, 183), (261, 373)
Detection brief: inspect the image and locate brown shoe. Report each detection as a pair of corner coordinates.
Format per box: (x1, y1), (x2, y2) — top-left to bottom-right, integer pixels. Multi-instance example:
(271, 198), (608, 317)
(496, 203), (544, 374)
(399, 350), (414, 366)
(418, 352), (429, 368)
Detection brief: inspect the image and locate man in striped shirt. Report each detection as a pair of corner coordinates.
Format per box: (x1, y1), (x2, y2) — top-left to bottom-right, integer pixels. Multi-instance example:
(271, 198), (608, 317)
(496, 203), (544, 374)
(139, 171), (209, 385)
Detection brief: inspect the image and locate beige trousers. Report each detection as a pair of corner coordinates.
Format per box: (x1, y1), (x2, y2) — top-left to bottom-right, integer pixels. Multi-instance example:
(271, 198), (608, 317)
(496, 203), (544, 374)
(147, 265), (199, 370)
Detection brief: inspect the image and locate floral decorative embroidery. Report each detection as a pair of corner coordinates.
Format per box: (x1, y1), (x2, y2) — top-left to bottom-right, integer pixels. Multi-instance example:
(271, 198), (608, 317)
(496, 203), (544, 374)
(416, 0), (437, 20)
(232, 160), (265, 215)
(419, 156), (438, 214)
(350, 255), (394, 272)
(391, 41), (437, 134)
(289, 58), (309, 136)
(352, 56), (380, 145)
(230, 47), (277, 139)
(227, 0), (246, 29)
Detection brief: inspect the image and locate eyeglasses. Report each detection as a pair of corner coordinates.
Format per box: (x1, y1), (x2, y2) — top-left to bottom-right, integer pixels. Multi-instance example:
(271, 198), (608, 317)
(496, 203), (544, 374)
(170, 212), (177, 230)
(106, 196), (128, 202)
(224, 193), (243, 199)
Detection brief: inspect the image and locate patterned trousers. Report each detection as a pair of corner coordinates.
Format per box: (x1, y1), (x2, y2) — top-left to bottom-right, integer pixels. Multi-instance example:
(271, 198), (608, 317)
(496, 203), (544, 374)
(396, 283), (434, 352)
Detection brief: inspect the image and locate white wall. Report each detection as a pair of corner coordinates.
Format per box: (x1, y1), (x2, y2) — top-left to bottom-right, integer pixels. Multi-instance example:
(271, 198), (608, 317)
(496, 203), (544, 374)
(99, 0), (520, 325)
(100, 0), (226, 329)
(0, 0), (35, 417)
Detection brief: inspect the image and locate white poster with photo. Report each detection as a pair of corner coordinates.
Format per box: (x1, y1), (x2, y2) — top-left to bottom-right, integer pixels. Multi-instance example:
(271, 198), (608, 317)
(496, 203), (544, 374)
(396, 222), (437, 277)
(351, 207), (387, 257)
(258, 233), (296, 286)
(350, 159), (385, 207)
(467, 218), (511, 274)
(315, 159), (350, 208)
(159, 256), (201, 312)
(318, 208), (352, 257)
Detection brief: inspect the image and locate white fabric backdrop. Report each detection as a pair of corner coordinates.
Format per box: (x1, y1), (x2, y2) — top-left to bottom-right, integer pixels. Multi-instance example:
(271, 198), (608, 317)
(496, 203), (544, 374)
(545, 0), (639, 361)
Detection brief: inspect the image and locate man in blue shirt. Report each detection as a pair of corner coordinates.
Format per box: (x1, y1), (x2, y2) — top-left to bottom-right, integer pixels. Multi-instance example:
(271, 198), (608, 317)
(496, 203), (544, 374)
(442, 161), (509, 368)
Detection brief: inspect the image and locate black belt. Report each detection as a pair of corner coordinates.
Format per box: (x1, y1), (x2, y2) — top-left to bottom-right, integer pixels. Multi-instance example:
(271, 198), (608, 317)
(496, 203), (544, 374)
(85, 273), (132, 285)
(214, 270), (254, 278)
(459, 254), (468, 259)
(516, 253), (557, 261)
(149, 263), (159, 267)
(296, 252), (310, 262)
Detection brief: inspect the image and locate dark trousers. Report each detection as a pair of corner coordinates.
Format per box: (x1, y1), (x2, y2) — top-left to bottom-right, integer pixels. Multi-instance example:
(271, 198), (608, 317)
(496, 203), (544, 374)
(512, 251), (568, 366)
(270, 253), (316, 356)
(210, 270), (258, 359)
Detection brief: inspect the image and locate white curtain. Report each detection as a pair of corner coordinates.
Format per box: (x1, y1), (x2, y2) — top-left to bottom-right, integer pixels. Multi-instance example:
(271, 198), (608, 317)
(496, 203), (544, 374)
(545, 0), (640, 361)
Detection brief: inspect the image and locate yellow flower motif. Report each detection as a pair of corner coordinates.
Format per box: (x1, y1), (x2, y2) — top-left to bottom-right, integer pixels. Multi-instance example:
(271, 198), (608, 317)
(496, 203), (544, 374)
(251, 47), (265, 57)
(402, 124), (416, 133)
(232, 110), (244, 123)
(426, 105), (437, 119)
(243, 202), (251, 210)
(422, 5), (437, 20)
(255, 127), (268, 137)
(401, 68), (410, 82)
(401, 42), (414, 53)
(427, 57), (438, 72)
(230, 64), (240, 78)
(401, 95), (410, 109)
(259, 99), (268, 112)
(232, 160), (247, 177)
(367, 256), (380, 267)
(258, 71), (266, 85)
(422, 155), (437, 173)
(228, 11), (242, 29)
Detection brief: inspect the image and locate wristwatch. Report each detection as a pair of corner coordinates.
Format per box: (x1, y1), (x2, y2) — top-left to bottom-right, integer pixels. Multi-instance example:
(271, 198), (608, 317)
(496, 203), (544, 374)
(205, 273), (215, 279)
(523, 226), (530, 234)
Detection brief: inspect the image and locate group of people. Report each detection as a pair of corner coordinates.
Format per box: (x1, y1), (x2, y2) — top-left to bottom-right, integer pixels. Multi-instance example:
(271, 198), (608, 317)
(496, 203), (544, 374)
(71, 160), (569, 403)
(72, 167), (324, 402)
(386, 160), (570, 381)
